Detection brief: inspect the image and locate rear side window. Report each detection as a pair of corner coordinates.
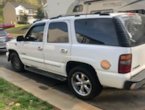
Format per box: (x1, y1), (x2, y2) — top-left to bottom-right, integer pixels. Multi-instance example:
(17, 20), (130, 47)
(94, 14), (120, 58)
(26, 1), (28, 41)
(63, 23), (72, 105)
(75, 18), (119, 46)
(48, 22), (69, 43)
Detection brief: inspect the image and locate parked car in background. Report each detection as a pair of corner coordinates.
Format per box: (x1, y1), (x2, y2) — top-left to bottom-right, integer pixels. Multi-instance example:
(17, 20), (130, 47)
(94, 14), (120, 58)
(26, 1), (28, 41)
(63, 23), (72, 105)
(0, 28), (13, 52)
(0, 24), (15, 29)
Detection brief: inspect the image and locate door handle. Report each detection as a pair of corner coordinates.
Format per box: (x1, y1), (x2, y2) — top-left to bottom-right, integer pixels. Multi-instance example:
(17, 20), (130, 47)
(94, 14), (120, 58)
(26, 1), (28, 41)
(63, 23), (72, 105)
(61, 49), (68, 54)
(38, 46), (43, 51)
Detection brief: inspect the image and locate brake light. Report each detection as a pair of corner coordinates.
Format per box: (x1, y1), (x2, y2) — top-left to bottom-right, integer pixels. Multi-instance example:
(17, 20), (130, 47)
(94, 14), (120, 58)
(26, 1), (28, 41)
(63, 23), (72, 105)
(7, 33), (13, 39)
(118, 54), (132, 74)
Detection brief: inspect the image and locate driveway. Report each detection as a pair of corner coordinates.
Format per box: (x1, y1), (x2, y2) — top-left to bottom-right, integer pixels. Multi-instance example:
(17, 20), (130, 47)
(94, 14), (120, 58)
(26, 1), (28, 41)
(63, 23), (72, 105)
(0, 53), (145, 110)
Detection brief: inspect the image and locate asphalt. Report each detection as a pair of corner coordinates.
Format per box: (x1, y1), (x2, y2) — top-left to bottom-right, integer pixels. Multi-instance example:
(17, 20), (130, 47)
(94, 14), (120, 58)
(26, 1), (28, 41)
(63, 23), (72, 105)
(0, 52), (145, 110)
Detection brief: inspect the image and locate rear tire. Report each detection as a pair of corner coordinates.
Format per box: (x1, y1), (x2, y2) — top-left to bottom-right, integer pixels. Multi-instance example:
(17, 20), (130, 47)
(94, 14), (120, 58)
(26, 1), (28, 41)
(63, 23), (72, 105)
(68, 65), (102, 100)
(10, 52), (24, 72)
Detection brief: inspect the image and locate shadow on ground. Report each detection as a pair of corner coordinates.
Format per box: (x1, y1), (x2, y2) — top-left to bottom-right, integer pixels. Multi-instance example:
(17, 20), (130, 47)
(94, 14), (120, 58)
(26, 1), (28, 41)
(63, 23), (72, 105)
(9, 68), (145, 110)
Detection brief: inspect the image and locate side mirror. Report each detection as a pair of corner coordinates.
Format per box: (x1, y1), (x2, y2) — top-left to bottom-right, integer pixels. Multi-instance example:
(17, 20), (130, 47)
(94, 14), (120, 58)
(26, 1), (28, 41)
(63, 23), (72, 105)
(17, 35), (24, 41)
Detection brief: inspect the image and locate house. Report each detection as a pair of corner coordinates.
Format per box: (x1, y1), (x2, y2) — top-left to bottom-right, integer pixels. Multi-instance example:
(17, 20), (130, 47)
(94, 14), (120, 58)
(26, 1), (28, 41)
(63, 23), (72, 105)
(42, 0), (145, 18)
(3, 2), (37, 24)
(42, 0), (85, 18)
(78, 0), (145, 14)
(0, 0), (4, 5)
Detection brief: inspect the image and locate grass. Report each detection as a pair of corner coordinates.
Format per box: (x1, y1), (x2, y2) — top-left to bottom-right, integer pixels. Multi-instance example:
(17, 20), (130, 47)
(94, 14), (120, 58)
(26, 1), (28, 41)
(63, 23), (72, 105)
(7, 24), (30, 34)
(0, 5), (3, 23)
(0, 78), (54, 110)
(7, 24), (30, 37)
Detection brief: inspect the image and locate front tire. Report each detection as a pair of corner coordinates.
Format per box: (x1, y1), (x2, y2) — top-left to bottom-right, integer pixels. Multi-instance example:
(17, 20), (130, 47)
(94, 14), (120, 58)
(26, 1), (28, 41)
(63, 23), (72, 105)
(68, 66), (102, 100)
(10, 52), (24, 72)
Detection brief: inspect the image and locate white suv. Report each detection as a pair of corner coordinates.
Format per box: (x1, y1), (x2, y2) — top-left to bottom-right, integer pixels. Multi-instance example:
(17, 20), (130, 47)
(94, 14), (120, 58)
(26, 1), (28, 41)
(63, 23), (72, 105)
(6, 13), (145, 100)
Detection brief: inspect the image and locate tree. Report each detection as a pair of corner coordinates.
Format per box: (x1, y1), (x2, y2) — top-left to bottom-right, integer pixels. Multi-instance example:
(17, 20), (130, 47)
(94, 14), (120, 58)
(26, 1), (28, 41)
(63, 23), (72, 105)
(35, 8), (45, 19)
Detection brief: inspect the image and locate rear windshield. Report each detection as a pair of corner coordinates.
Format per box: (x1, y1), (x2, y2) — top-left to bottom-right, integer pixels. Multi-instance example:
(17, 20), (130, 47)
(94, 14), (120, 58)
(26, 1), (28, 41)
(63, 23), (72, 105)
(122, 14), (145, 46)
(75, 18), (120, 46)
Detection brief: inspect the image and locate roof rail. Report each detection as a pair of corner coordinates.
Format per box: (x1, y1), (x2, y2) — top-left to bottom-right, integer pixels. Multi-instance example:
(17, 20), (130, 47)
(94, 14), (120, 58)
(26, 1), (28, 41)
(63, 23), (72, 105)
(49, 12), (111, 20)
(49, 14), (83, 19)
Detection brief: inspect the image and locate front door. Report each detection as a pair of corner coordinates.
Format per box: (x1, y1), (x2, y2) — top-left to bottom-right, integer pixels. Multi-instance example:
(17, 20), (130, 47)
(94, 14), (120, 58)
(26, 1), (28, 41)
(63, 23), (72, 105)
(19, 23), (46, 70)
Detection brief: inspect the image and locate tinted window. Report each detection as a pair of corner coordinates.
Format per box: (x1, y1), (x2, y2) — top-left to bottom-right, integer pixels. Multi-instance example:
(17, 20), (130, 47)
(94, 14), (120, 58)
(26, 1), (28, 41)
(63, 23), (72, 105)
(75, 18), (119, 46)
(122, 14), (145, 46)
(25, 23), (45, 42)
(48, 22), (68, 43)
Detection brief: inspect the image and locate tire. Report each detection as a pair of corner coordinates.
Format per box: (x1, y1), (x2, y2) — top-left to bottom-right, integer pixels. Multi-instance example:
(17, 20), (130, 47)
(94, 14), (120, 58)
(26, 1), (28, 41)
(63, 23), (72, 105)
(68, 65), (102, 100)
(10, 52), (24, 72)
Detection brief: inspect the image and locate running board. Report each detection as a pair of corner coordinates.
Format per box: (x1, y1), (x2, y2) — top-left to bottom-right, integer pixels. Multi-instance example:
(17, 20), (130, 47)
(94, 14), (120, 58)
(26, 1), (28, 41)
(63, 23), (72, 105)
(25, 66), (66, 81)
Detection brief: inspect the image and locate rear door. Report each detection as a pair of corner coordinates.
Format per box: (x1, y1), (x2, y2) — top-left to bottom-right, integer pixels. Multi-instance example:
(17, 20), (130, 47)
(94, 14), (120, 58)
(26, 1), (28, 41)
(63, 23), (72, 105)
(44, 21), (71, 76)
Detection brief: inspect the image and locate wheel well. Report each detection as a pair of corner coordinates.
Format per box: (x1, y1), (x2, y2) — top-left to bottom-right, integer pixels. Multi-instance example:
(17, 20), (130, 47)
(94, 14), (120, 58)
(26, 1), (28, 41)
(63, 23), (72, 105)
(66, 61), (97, 76)
(8, 49), (18, 61)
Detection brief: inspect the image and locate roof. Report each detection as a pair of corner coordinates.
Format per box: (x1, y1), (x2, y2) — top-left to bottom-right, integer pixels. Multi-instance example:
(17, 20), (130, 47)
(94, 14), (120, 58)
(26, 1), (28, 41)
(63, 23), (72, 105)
(9, 2), (37, 9)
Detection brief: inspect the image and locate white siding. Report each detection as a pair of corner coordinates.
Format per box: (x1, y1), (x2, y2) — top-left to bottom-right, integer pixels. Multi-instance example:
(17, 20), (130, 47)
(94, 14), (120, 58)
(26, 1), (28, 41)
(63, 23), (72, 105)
(15, 5), (26, 15)
(44, 0), (77, 18)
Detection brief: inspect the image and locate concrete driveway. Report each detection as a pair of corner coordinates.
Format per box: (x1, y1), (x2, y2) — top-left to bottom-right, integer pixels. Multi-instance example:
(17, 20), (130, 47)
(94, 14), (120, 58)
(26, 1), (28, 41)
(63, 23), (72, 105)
(0, 53), (145, 110)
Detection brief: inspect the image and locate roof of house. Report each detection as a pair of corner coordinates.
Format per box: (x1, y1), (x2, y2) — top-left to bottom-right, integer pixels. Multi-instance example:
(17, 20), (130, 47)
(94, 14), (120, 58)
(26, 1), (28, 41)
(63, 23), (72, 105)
(9, 2), (37, 9)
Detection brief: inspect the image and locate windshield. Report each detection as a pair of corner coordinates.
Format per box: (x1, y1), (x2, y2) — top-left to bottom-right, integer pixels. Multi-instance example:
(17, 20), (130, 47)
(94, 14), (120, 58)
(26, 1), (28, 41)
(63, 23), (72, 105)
(122, 14), (145, 46)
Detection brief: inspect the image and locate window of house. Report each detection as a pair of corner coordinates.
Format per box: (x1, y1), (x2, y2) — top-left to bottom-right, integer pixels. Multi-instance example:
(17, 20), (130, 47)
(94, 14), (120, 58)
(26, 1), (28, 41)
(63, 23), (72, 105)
(73, 5), (83, 12)
(29, 9), (33, 14)
(25, 23), (45, 42)
(48, 22), (69, 43)
(19, 10), (24, 15)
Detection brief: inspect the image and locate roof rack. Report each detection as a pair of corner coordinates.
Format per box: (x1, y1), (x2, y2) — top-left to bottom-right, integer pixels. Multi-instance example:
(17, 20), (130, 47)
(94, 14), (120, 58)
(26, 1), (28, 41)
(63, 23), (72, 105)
(49, 12), (111, 19)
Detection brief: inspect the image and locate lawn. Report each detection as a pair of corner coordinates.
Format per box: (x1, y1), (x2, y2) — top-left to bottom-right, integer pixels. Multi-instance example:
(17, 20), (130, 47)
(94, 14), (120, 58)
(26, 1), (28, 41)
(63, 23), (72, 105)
(7, 24), (30, 34)
(0, 78), (54, 110)
(6, 24), (30, 37)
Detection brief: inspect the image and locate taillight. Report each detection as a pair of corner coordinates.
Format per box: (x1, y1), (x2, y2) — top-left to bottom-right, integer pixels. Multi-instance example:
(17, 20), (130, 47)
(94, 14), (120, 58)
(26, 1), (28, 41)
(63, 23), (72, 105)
(118, 54), (132, 74)
(7, 33), (13, 39)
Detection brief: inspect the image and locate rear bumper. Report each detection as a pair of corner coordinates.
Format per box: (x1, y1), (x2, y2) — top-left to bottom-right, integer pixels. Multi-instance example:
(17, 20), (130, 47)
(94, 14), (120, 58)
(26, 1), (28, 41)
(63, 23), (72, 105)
(124, 69), (145, 89)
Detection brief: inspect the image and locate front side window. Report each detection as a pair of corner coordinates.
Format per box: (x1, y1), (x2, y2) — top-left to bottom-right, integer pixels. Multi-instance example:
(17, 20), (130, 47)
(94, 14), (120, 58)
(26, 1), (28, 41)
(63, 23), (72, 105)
(25, 23), (45, 42)
(75, 18), (119, 46)
(48, 22), (69, 43)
